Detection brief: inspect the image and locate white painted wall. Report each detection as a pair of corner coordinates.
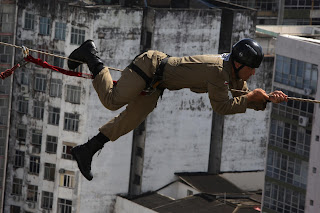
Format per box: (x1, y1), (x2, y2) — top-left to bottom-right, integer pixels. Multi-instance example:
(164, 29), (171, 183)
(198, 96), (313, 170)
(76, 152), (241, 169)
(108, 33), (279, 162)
(157, 181), (199, 199)
(114, 196), (157, 213)
(220, 171), (264, 191)
(80, 8), (143, 213)
(141, 8), (221, 193)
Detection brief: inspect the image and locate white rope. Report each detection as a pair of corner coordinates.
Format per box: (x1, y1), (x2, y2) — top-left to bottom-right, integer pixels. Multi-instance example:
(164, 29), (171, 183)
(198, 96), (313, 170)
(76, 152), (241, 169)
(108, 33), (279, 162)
(0, 41), (123, 72)
(230, 89), (320, 104)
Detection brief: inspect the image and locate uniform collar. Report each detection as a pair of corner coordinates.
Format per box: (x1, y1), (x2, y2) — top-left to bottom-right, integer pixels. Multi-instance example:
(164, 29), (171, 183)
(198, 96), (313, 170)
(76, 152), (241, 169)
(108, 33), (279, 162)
(221, 53), (231, 61)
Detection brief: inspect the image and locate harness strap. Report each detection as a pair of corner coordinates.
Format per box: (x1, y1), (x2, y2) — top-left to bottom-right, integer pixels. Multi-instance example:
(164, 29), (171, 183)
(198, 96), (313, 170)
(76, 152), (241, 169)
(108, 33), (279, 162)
(151, 56), (169, 88)
(129, 56), (169, 90)
(128, 62), (152, 88)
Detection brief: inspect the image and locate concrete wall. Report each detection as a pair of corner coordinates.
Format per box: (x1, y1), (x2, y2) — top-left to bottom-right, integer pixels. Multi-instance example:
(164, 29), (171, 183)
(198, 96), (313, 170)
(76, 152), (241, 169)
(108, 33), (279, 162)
(114, 196), (156, 213)
(5, 2), (143, 212)
(141, 8), (221, 193)
(157, 181), (199, 199)
(220, 171), (265, 191)
(83, 8), (144, 213)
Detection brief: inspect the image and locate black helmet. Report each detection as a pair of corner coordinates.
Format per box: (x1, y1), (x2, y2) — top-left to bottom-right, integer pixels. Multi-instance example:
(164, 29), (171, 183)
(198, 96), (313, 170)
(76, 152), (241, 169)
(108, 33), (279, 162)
(231, 38), (264, 68)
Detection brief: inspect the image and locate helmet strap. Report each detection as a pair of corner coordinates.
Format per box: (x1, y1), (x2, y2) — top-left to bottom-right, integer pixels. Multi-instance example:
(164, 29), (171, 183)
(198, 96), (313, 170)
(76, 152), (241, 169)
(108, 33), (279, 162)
(231, 58), (245, 79)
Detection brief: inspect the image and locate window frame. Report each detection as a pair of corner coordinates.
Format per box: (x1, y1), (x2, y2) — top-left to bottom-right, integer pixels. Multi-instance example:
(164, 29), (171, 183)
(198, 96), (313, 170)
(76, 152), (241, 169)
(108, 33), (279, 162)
(39, 17), (51, 35)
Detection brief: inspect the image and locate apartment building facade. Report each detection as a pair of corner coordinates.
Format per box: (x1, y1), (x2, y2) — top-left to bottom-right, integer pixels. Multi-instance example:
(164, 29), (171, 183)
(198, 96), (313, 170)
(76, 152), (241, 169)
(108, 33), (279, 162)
(223, 0), (320, 25)
(0, 0), (16, 210)
(263, 35), (320, 213)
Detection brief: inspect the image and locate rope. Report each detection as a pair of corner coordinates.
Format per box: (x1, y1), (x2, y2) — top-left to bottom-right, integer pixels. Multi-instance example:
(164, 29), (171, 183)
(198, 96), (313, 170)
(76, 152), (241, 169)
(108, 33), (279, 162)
(230, 89), (320, 104)
(0, 41), (123, 72)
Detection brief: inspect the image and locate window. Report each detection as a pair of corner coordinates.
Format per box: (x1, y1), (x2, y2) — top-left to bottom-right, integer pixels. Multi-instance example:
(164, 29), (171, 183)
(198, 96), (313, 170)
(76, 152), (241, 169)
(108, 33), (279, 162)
(53, 51), (65, 68)
(70, 27), (85, 45)
(62, 143), (74, 160)
(26, 185), (38, 202)
(264, 181), (306, 212)
(266, 150), (308, 189)
(310, 200), (314, 206)
(0, 6), (15, 32)
(33, 100), (44, 119)
(66, 85), (81, 104)
(48, 106), (60, 125)
(41, 191), (53, 210)
(17, 125), (27, 144)
(39, 17), (51, 35)
(0, 35), (13, 63)
(74, 64), (83, 73)
(12, 178), (22, 195)
(14, 150), (25, 168)
(24, 12), (34, 30)
(275, 55), (318, 93)
(31, 129), (42, 146)
(313, 167), (317, 173)
(58, 198), (72, 213)
(46, 135), (57, 154)
(59, 171), (75, 188)
(10, 205), (20, 213)
(0, 129), (6, 155)
(50, 79), (62, 98)
(37, 45), (50, 62)
(18, 96), (28, 114)
(55, 22), (66, 40)
(20, 70), (29, 85)
(0, 98), (8, 125)
(64, 113), (79, 132)
(29, 155), (40, 175)
(44, 163), (55, 181)
(34, 73), (47, 92)
(187, 190), (193, 196)
(0, 68), (11, 94)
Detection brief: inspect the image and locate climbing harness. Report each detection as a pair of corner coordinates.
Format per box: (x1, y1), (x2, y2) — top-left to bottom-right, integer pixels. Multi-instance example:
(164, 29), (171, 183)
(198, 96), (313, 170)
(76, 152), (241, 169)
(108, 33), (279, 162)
(129, 55), (169, 95)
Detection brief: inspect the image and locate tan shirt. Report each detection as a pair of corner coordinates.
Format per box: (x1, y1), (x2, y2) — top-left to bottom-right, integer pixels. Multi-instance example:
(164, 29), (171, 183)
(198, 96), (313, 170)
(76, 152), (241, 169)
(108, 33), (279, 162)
(161, 54), (267, 115)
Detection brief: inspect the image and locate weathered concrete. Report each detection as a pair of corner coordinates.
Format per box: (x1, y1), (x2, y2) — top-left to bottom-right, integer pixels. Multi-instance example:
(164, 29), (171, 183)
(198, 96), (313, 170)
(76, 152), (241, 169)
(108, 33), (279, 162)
(220, 57), (273, 172)
(5, 2), (143, 212)
(141, 8), (221, 192)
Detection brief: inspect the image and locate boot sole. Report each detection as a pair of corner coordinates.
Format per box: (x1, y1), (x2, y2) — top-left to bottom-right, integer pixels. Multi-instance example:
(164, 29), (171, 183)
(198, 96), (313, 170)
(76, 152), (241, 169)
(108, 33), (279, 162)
(71, 147), (93, 181)
(68, 40), (94, 70)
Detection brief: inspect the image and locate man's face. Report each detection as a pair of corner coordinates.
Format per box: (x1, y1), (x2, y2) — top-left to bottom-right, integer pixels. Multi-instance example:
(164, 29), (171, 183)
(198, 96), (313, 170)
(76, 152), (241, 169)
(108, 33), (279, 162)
(238, 66), (255, 81)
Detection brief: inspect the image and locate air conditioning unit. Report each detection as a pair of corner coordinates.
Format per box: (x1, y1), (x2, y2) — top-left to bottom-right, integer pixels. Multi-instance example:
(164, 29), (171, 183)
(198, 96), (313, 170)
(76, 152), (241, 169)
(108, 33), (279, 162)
(27, 202), (35, 209)
(59, 168), (66, 174)
(21, 85), (29, 93)
(298, 116), (309, 127)
(12, 195), (20, 201)
(304, 88), (312, 95)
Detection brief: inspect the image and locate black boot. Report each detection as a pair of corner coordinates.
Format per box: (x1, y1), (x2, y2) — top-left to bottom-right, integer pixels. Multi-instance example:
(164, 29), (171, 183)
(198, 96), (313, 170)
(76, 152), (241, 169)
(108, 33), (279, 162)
(68, 40), (104, 77)
(71, 134), (108, 181)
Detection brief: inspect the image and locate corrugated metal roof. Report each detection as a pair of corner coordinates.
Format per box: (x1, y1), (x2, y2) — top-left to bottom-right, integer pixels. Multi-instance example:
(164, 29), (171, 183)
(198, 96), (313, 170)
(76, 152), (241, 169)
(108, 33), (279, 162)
(154, 194), (236, 213)
(176, 172), (244, 194)
(130, 192), (175, 209)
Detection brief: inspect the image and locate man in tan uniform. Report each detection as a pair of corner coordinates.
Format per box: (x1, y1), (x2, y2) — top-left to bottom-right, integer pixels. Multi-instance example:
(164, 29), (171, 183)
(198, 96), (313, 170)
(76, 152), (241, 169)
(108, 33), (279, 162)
(68, 38), (287, 181)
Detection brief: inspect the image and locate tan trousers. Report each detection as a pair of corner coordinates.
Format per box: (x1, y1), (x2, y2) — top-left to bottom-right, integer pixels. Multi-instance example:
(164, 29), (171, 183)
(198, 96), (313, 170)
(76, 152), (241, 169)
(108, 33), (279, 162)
(92, 51), (168, 141)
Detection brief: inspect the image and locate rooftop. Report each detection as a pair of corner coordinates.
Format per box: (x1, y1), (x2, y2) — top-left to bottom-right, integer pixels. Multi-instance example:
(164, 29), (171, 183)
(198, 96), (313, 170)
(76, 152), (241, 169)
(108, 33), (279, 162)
(126, 172), (262, 213)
